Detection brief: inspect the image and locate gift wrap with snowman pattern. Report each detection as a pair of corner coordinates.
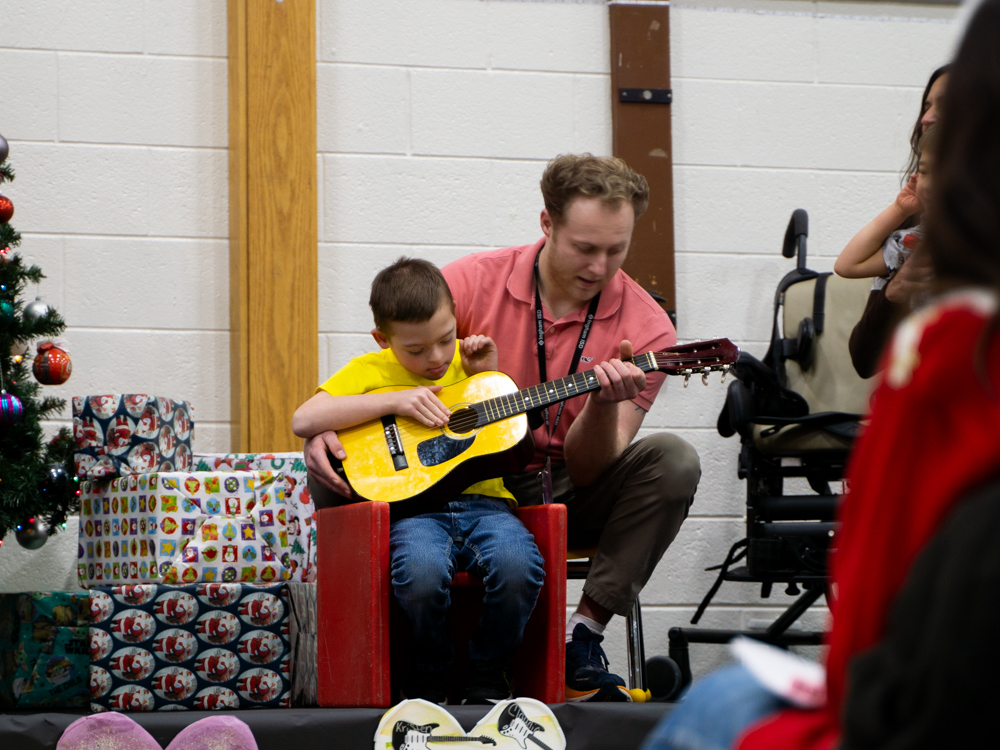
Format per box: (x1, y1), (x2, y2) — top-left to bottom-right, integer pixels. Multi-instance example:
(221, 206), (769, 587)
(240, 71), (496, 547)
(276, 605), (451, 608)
(77, 471), (292, 588)
(88, 583), (291, 711)
(193, 453), (316, 583)
(73, 395), (194, 480)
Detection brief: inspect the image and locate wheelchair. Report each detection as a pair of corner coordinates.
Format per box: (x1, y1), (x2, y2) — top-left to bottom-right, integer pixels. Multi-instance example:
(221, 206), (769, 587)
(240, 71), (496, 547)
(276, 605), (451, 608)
(653, 209), (874, 699)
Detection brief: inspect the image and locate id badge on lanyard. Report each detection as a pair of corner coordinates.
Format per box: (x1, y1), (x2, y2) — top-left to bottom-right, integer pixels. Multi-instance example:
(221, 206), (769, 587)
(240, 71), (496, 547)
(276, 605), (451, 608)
(534, 251), (600, 504)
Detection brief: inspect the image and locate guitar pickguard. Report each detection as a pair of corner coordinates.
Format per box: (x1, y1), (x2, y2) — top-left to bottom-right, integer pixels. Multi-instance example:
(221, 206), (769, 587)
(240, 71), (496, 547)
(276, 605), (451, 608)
(417, 434), (476, 467)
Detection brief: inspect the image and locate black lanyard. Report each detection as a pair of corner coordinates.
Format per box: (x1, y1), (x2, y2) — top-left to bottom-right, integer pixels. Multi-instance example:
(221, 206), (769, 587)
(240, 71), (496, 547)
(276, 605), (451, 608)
(533, 251), (600, 437)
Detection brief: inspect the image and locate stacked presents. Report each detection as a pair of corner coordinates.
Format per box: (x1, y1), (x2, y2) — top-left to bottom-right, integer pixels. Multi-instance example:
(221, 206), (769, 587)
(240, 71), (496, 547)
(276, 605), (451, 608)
(71, 395), (317, 712)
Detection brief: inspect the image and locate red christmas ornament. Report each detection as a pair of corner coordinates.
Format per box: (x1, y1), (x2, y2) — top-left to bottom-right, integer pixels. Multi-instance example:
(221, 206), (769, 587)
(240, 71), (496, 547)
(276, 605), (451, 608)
(32, 342), (72, 385)
(0, 195), (12, 224)
(0, 247), (11, 263)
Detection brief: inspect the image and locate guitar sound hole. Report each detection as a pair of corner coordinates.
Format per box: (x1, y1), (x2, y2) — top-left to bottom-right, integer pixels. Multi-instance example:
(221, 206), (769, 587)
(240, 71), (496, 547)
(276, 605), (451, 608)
(447, 407), (479, 435)
(417, 434), (476, 467)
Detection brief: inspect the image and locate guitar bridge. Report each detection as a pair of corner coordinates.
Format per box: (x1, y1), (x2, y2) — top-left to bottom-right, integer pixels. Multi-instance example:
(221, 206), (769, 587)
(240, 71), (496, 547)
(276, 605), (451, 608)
(381, 416), (409, 471)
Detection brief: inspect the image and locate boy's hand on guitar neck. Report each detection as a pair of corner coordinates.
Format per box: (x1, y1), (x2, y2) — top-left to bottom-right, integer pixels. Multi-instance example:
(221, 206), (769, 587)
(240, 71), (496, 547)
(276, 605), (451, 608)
(590, 340), (647, 405)
(391, 386), (451, 427)
(461, 335), (499, 375)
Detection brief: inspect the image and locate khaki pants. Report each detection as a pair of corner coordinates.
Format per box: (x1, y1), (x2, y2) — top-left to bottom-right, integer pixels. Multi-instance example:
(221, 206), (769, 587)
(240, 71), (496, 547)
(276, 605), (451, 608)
(503, 433), (701, 616)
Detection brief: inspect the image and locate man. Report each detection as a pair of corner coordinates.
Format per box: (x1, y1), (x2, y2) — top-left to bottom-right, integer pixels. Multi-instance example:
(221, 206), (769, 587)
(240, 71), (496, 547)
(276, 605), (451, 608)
(305, 154), (701, 702)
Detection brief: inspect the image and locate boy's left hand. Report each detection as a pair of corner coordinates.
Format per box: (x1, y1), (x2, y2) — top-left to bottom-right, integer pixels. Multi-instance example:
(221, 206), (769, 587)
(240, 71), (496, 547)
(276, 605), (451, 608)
(461, 335), (499, 375)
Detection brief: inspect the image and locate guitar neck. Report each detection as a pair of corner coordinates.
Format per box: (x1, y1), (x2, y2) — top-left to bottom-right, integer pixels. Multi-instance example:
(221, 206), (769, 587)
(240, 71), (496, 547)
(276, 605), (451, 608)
(426, 736), (494, 745)
(475, 353), (658, 427)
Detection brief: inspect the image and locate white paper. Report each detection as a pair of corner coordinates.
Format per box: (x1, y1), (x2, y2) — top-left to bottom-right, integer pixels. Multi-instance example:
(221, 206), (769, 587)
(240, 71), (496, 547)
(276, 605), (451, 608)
(730, 636), (827, 709)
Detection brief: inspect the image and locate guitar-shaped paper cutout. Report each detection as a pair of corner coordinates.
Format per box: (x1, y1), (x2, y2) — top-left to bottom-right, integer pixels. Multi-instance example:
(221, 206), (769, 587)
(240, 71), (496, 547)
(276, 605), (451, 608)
(392, 721), (497, 750)
(375, 699), (502, 750)
(375, 699), (566, 750)
(472, 699), (566, 750)
(496, 703), (550, 750)
(339, 339), (739, 507)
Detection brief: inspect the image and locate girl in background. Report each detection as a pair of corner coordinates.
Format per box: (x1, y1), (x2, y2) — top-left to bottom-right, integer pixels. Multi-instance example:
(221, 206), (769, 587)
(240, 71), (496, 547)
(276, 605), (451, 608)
(643, 1), (1000, 747)
(847, 65), (949, 378)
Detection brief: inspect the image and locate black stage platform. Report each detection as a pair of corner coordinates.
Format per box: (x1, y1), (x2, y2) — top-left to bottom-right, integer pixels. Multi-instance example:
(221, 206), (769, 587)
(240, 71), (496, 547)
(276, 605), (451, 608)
(1, 704), (672, 750)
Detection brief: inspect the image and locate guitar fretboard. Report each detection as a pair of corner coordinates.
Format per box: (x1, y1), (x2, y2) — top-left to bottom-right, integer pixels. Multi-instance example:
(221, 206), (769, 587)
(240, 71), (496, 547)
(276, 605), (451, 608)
(474, 352), (657, 427)
(423, 738), (492, 744)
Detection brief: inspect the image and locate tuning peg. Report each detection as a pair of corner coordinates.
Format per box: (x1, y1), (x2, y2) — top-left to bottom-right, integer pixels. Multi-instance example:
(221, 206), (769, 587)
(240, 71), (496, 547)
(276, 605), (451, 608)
(721, 364), (730, 384)
(683, 374), (691, 388)
(702, 371), (709, 386)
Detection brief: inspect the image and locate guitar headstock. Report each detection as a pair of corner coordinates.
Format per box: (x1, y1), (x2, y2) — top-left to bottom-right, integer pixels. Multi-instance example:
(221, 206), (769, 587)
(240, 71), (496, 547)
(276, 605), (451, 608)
(647, 338), (740, 378)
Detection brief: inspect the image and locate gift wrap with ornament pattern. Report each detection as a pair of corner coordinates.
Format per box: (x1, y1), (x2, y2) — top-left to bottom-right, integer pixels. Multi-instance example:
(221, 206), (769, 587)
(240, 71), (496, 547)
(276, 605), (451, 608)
(0, 592), (91, 709)
(73, 395), (194, 479)
(77, 471), (292, 587)
(88, 583), (291, 711)
(194, 453), (316, 582)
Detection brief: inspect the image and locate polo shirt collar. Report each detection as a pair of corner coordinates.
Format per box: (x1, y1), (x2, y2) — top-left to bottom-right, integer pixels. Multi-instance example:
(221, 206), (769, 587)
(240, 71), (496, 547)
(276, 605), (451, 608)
(505, 237), (624, 322)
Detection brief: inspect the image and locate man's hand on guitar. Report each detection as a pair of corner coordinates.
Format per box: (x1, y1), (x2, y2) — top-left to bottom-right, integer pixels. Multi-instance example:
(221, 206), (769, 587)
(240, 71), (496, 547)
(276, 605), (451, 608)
(393, 385), (451, 427)
(303, 431), (352, 497)
(461, 335), (499, 375)
(591, 340), (646, 405)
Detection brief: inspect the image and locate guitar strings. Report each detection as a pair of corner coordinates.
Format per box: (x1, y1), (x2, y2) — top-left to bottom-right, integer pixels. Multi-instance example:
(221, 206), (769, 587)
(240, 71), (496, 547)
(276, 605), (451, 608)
(375, 357), (730, 450)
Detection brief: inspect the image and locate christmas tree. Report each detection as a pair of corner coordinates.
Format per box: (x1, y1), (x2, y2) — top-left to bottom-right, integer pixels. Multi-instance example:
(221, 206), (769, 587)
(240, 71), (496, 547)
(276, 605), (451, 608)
(0, 132), (78, 548)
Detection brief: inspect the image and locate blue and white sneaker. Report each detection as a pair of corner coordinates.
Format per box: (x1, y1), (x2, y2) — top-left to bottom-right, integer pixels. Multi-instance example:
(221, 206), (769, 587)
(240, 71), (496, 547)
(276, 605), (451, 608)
(565, 623), (632, 702)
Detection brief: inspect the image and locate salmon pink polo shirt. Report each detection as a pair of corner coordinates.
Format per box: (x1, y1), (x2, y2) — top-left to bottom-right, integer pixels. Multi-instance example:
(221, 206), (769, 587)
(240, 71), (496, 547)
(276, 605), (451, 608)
(442, 238), (677, 472)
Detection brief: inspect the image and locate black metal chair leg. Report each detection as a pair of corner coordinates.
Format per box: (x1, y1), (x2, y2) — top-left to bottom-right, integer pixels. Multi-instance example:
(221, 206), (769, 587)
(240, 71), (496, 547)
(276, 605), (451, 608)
(625, 597), (646, 691)
(766, 585), (823, 636)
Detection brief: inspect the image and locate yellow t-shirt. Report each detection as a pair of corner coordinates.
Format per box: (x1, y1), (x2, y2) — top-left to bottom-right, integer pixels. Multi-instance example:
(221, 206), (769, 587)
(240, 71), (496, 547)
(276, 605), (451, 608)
(317, 345), (515, 504)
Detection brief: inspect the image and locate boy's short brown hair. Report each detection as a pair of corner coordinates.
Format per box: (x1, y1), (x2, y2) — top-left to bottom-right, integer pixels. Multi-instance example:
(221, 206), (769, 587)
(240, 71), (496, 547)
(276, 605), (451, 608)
(369, 257), (455, 332)
(540, 153), (649, 226)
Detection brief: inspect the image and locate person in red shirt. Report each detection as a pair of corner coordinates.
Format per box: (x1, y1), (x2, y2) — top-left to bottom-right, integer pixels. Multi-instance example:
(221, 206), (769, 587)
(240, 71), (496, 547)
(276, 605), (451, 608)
(305, 154), (701, 701)
(642, 2), (1000, 746)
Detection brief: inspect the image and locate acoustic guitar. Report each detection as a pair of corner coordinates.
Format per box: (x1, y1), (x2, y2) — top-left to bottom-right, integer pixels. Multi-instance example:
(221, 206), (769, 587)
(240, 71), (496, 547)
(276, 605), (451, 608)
(336, 339), (739, 508)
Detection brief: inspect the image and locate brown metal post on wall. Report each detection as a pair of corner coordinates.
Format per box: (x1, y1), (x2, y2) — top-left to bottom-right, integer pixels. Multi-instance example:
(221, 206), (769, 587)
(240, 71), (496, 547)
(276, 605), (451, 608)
(228, 0), (318, 452)
(610, 1), (676, 324)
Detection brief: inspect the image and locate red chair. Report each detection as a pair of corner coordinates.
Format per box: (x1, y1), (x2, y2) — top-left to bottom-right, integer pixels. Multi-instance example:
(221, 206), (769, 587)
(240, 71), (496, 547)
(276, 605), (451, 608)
(316, 502), (567, 707)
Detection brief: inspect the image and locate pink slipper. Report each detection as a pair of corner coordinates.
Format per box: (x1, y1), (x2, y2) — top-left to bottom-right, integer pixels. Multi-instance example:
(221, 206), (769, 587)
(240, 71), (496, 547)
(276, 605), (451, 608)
(165, 716), (258, 750)
(57, 713), (162, 750)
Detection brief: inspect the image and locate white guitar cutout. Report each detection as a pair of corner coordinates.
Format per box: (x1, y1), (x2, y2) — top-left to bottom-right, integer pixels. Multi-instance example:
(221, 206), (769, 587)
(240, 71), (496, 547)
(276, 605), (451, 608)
(497, 703), (550, 750)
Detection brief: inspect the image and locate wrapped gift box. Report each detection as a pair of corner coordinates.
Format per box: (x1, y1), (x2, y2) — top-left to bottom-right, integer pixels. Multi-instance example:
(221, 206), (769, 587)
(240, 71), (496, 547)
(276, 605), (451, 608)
(193, 454), (315, 583)
(73, 395), (194, 479)
(0, 592), (90, 709)
(89, 583), (291, 711)
(77, 471), (291, 588)
(286, 583), (316, 707)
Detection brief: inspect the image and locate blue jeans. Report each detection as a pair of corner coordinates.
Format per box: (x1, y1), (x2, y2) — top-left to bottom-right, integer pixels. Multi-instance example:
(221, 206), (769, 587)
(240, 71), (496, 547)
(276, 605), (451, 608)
(389, 496), (545, 672)
(641, 664), (789, 750)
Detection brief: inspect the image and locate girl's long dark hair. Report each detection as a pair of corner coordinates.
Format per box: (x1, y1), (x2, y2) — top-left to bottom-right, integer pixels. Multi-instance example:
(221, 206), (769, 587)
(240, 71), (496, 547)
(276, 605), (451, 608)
(903, 65), (950, 183)
(923, 0), (1000, 379)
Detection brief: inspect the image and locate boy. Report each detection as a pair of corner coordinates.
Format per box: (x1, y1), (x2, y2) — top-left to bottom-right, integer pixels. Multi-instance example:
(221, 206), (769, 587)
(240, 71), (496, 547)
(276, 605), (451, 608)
(292, 257), (544, 704)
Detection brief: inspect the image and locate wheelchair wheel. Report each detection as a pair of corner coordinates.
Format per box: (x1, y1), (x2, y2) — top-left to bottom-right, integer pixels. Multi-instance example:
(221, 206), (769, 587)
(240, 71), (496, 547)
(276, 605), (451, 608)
(646, 654), (684, 702)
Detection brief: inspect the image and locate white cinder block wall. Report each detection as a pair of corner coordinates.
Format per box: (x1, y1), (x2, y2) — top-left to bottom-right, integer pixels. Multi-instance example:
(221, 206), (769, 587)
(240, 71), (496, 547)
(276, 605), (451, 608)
(0, 0), (960, 679)
(315, 0), (959, 678)
(0, 1), (230, 582)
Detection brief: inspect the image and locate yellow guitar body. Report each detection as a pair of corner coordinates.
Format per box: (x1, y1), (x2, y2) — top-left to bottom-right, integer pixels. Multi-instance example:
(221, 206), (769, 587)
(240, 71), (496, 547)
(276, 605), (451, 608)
(337, 371), (531, 504)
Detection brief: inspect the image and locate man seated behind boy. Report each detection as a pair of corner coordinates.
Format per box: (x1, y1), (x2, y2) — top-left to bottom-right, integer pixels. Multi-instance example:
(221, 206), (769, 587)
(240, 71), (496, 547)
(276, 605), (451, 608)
(292, 257), (545, 704)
